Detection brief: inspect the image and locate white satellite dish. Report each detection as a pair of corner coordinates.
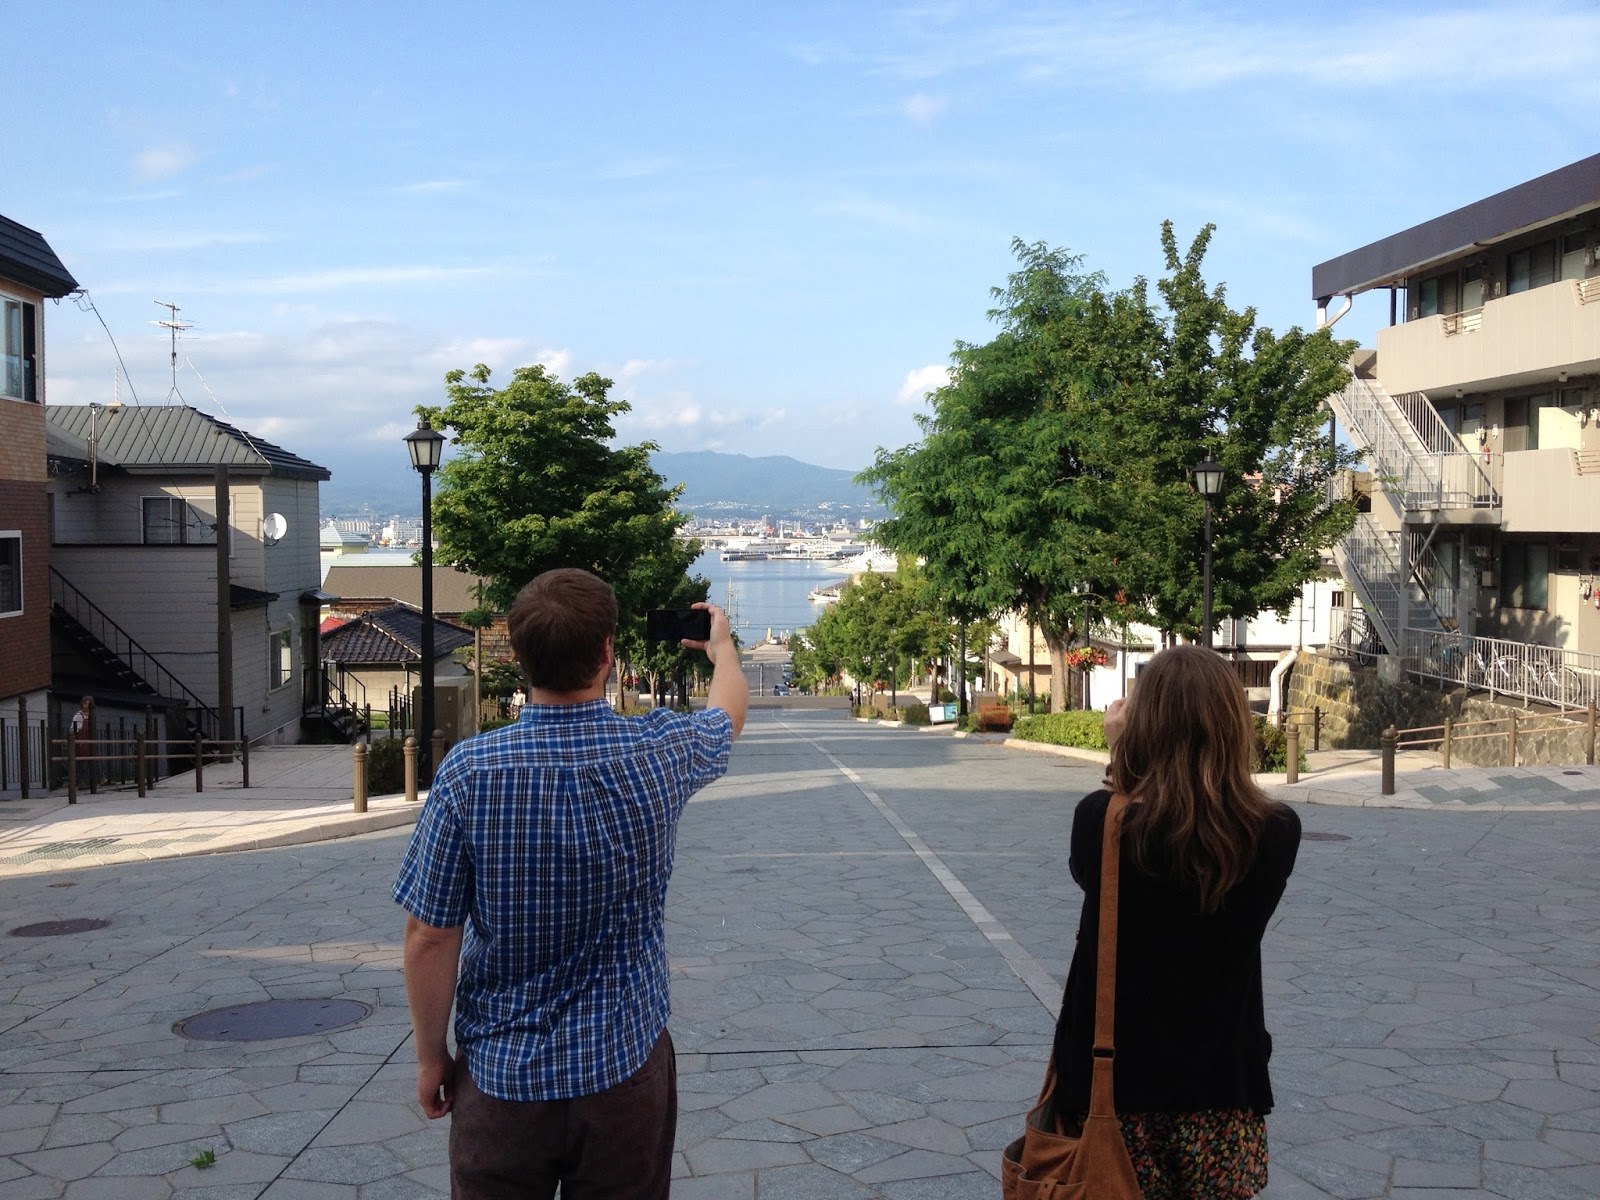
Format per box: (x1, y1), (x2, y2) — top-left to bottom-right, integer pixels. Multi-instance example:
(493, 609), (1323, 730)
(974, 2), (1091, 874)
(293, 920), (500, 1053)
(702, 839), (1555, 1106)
(263, 513), (288, 545)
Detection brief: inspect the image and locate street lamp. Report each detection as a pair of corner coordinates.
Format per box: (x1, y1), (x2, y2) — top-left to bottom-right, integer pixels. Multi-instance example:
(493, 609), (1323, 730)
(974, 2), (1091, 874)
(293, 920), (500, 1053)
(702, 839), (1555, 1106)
(1192, 458), (1224, 649)
(405, 418), (446, 782)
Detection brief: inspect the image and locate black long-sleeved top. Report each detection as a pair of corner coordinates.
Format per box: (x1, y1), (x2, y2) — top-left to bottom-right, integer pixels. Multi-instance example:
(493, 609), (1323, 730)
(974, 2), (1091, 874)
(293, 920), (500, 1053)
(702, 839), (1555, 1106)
(1051, 789), (1301, 1116)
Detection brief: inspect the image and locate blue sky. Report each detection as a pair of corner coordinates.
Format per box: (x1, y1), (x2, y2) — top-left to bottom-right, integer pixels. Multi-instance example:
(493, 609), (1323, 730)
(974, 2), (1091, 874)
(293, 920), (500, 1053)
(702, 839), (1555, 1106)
(10, 2), (1598, 490)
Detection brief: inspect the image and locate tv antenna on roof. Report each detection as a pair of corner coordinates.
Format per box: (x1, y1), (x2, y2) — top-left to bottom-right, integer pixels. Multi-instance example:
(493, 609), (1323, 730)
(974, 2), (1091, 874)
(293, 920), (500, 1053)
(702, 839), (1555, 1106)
(153, 300), (193, 401)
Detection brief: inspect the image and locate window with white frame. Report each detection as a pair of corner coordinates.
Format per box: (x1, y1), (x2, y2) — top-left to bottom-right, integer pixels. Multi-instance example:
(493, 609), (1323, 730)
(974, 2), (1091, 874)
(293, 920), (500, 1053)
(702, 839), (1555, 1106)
(269, 629), (293, 690)
(2, 296), (37, 403)
(0, 531), (21, 616)
(142, 496), (217, 545)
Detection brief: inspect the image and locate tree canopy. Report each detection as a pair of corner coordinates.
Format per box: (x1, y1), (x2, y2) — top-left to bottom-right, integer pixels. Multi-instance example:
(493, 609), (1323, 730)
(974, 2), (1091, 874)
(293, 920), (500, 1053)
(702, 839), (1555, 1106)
(420, 363), (702, 649)
(863, 226), (1358, 710)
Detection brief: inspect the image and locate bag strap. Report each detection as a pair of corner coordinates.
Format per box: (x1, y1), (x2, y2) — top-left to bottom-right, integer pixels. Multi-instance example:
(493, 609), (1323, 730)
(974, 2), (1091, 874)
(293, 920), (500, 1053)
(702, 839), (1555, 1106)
(1088, 793), (1129, 1118)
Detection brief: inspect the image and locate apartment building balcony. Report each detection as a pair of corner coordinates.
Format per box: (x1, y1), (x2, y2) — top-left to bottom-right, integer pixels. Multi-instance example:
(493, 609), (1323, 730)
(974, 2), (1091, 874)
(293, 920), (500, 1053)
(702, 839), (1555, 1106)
(1375, 278), (1600, 398)
(1498, 447), (1600, 533)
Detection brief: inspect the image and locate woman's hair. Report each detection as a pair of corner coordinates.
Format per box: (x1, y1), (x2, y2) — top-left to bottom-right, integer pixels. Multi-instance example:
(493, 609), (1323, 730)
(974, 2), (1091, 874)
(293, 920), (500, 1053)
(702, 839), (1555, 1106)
(1107, 645), (1276, 913)
(505, 568), (617, 693)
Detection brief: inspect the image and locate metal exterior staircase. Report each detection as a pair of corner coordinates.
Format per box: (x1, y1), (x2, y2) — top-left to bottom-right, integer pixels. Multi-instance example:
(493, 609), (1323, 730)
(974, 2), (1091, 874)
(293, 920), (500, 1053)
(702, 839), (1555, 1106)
(50, 567), (222, 737)
(1328, 376), (1499, 512)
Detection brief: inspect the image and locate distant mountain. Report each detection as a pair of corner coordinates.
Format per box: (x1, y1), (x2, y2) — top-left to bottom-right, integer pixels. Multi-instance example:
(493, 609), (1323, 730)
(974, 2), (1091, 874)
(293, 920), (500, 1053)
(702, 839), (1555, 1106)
(651, 451), (885, 515)
(319, 447), (883, 520)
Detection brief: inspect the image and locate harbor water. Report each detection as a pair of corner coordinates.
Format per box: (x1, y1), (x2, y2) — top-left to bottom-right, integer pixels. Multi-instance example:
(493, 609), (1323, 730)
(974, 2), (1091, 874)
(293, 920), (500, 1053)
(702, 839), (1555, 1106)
(691, 551), (845, 643)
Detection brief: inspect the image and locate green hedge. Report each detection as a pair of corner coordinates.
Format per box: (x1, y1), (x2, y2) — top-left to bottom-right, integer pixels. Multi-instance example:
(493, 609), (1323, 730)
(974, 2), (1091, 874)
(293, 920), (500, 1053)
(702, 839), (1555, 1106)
(901, 702), (930, 726)
(1012, 710), (1108, 750)
(367, 737), (406, 794)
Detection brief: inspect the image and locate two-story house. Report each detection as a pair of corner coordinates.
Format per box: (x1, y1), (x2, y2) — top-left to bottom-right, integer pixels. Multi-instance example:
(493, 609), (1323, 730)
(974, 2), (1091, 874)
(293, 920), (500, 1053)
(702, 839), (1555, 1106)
(1314, 152), (1600, 708)
(0, 215), (77, 794)
(46, 404), (331, 745)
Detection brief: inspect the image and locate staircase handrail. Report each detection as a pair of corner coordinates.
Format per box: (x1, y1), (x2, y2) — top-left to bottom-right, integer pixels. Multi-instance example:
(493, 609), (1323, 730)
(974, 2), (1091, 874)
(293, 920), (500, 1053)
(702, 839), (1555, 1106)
(1338, 378), (1499, 509)
(50, 567), (219, 729)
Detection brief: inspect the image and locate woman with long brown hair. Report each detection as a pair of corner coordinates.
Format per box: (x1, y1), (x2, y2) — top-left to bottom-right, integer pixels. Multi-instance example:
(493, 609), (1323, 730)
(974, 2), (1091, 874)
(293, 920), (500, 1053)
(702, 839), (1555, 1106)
(1051, 645), (1301, 1199)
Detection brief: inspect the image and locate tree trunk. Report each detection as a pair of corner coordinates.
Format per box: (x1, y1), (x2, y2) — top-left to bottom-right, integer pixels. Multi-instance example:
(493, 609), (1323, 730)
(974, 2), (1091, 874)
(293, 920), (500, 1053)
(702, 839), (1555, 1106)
(1041, 623), (1072, 713)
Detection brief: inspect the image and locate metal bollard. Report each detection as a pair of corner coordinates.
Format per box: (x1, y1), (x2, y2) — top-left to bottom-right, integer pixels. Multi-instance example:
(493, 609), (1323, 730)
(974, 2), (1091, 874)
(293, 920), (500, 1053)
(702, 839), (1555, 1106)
(1587, 703), (1597, 767)
(194, 732), (205, 793)
(1285, 724), (1299, 785)
(404, 736), (418, 803)
(66, 735), (78, 805)
(430, 730), (445, 785)
(1381, 725), (1397, 796)
(353, 742), (368, 813)
(1508, 711), (1518, 767)
(135, 730), (147, 798)
(1442, 717), (1453, 769)
(1313, 706), (1322, 752)
(241, 736), (250, 789)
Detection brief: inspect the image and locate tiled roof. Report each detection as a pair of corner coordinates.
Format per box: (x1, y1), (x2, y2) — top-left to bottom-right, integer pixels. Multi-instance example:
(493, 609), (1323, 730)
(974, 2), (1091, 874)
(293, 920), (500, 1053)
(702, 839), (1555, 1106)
(46, 405), (331, 481)
(0, 214), (78, 297)
(320, 604), (474, 665)
(322, 564), (491, 614)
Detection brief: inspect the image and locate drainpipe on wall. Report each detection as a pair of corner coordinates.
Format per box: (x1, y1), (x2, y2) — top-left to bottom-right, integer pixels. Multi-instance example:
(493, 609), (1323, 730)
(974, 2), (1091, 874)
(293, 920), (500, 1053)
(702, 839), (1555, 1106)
(1269, 650), (1297, 722)
(1316, 294), (1354, 330)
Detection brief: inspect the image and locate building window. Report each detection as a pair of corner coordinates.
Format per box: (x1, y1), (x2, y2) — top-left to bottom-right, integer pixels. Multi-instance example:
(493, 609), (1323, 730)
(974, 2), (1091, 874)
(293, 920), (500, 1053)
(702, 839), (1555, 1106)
(0, 531), (21, 617)
(142, 497), (217, 545)
(2, 297), (37, 403)
(269, 629), (293, 690)
(1501, 543), (1549, 610)
(1506, 240), (1558, 295)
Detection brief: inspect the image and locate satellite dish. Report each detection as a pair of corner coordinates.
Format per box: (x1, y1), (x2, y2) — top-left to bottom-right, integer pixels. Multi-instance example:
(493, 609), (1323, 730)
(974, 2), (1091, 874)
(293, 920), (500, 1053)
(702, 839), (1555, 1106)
(263, 513), (288, 545)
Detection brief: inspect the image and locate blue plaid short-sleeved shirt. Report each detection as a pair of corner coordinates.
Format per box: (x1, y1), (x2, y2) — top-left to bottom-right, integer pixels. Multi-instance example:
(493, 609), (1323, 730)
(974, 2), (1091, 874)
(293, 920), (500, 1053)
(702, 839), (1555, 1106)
(393, 700), (733, 1101)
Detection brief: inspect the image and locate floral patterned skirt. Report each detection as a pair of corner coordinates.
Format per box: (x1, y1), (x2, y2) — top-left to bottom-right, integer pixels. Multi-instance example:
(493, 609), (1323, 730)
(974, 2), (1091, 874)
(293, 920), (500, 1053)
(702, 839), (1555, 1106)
(1116, 1108), (1267, 1200)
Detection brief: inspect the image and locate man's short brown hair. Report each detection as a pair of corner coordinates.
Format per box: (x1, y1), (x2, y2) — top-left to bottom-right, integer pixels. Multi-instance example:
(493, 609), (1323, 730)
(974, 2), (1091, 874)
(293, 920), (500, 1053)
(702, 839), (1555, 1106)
(505, 569), (618, 694)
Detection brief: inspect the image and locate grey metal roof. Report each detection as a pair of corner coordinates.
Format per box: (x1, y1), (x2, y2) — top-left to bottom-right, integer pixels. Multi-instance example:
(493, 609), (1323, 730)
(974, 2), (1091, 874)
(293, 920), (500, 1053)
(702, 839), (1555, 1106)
(0, 214), (78, 298)
(46, 405), (331, 481)
(1313, 153), (1600, 301)
(323, 564), (491, 613)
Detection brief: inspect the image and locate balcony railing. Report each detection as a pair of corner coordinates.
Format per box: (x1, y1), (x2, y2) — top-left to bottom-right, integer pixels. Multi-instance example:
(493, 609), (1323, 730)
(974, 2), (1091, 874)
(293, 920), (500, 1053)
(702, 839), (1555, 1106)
(1406, 627), (1600, 711)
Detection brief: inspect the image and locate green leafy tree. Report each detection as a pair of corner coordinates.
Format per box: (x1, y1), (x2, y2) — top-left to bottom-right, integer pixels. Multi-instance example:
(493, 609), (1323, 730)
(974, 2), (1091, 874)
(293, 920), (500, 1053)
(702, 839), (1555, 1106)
(864, 228), (1358, 710)
(421, 363), (703, 665)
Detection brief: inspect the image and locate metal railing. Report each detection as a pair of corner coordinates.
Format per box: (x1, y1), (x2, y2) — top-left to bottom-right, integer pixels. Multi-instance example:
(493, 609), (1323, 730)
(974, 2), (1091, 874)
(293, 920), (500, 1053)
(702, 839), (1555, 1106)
(1334, 377), (1499, 510)
(1405, 627), (1600, 711)
(1440, 307), (1484, 336)
(0, 709), (49, 796)
(50, 567), (222, 737)
(1328, 606), (1384, 664)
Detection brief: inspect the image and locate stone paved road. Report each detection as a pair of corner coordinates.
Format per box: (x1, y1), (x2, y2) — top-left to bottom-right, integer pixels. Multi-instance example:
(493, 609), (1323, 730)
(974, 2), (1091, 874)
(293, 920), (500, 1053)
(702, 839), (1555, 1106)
(1, 709), (1597, 1198)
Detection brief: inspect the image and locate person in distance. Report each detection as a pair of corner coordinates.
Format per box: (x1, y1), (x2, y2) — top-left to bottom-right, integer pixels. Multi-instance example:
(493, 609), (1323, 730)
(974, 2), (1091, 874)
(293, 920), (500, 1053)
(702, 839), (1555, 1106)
(394, 568), (748, 1199)
(1053, 645), (1302, 1199)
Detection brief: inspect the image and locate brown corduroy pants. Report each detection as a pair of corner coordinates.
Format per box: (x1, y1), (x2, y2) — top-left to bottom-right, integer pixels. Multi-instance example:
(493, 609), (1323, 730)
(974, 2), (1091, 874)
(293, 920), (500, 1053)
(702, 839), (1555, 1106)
(449, 1029), (677, 1199)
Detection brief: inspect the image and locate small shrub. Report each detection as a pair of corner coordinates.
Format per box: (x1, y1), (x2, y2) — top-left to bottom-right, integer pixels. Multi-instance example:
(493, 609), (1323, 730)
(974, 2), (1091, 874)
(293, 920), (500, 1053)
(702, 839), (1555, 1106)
(1251, 716), (1307, 773)
(935, 686), (955, 703)
(477, 718), (515, 733)
(1012, 710), (1107, 749)
(902, 702), (930, 726)
(367, 736), (406, 794)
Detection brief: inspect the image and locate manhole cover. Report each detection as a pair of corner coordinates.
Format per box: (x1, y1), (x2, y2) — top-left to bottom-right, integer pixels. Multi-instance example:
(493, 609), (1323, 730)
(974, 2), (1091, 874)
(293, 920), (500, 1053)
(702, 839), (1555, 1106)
(9, 918), (111, 937)
(174, 998), (372, 1042)
(1302, 831), (1351, 842)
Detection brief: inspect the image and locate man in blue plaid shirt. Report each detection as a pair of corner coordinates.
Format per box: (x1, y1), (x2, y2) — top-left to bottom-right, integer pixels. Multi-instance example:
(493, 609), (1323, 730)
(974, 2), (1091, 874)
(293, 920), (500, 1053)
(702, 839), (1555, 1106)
(395, 568), (747, 1198)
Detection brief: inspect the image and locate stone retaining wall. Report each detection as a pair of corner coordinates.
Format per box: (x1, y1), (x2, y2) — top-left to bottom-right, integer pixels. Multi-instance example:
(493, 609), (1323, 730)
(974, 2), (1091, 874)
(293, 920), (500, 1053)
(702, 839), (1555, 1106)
(1284, 651), (1597, 766)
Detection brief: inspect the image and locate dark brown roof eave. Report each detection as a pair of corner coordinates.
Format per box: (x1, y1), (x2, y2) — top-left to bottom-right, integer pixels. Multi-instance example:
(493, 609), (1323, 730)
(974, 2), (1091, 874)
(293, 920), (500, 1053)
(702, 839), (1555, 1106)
(1312, 152), (1600, 301)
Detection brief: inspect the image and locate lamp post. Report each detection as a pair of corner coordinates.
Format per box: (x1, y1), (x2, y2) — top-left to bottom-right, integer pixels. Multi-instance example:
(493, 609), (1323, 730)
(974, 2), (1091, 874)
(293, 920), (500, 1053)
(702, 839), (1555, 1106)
(1192, 458), (1224, 649)
(405, 418), (446, 782)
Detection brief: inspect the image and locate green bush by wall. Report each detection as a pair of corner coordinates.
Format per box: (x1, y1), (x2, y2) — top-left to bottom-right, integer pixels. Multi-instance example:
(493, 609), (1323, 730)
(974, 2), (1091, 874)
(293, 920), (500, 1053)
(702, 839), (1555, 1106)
(1012, 710), (1108, 750)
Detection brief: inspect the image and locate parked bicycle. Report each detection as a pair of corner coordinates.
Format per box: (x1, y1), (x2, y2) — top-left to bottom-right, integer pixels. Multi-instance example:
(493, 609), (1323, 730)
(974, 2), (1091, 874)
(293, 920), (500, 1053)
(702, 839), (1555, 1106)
(1523, 655), (1584, 708)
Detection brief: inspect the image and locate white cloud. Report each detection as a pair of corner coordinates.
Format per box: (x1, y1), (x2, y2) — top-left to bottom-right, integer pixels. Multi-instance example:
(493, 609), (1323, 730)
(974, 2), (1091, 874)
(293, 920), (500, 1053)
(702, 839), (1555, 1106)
(896, 363), (949, 405)
(133, 143), (196, 183)
(901, 92), (949, 125)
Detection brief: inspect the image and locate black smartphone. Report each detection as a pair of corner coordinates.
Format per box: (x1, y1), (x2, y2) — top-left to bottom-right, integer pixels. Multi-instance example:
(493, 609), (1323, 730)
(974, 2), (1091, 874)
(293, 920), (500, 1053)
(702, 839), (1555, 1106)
(646, 608), (711, 643)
